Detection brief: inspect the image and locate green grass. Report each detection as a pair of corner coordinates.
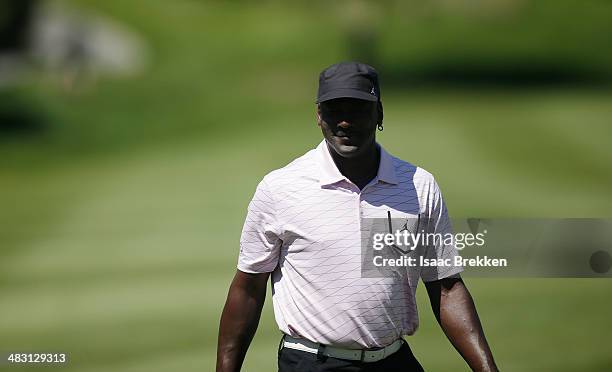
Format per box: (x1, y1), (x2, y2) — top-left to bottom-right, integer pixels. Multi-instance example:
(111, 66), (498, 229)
(1, 0), (612, 371)
(1, 95), (612, 370)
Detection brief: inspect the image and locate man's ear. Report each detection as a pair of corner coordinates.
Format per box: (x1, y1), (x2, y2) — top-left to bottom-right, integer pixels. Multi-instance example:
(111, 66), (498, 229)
(377, 101), (384, 125)
(316, 104), (322, 128)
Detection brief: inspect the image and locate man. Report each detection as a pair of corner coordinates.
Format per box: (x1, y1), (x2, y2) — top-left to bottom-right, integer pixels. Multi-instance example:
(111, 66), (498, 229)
(217, 62), (498, 371)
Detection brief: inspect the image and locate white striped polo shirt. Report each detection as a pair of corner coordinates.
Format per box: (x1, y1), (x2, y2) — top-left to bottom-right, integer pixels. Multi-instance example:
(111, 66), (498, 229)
(238, 140), (463, 348)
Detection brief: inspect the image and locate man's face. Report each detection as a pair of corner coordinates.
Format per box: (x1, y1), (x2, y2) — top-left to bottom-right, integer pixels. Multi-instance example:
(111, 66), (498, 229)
(317, 97), (380, 158)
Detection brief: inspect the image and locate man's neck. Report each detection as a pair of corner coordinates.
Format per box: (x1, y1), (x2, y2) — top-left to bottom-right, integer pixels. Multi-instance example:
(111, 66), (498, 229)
(327, 141), (380, 190)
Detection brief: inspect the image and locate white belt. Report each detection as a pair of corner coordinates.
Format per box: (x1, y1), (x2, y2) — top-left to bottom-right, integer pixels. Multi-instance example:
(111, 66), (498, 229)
(281, 335), (403, 363)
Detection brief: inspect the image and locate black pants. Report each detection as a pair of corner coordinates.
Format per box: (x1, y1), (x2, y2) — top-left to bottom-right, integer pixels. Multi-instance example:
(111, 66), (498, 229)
(278, 339), (424, 372)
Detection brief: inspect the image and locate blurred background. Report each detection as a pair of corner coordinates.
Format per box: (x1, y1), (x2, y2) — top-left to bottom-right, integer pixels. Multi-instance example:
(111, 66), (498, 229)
(1, 0), (611, 371)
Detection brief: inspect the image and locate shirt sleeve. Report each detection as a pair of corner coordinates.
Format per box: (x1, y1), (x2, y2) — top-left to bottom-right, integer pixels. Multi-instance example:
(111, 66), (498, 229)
(419, 178), (464, 282)
(237, 179), (283, 274)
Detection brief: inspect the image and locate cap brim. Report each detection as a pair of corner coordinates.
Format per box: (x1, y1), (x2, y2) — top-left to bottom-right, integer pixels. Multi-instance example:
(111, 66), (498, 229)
(316, 88), (378, 103)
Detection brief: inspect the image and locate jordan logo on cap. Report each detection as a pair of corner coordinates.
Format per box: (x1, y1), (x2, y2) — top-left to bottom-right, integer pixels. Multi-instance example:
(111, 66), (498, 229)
(370, 87), (376, 95)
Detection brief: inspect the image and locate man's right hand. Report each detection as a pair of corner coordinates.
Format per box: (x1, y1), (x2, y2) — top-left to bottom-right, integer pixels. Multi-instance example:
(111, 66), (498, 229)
(216, 270), (270, 372)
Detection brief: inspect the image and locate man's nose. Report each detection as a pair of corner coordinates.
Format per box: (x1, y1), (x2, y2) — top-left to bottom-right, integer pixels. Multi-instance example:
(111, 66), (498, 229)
(337, 120), (351, 129)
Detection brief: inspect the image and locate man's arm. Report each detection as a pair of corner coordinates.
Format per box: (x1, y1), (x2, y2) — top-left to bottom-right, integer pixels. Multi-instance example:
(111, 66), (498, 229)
(425, 276), (498, 372)
(216, 270), (270, 372)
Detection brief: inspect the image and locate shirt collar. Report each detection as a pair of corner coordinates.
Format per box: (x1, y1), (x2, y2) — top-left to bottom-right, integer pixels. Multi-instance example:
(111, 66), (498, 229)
(316, 140), (398, 187)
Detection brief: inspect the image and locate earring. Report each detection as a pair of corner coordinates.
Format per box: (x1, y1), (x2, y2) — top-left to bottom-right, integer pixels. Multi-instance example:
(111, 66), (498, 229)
(377, 123), (384, 131)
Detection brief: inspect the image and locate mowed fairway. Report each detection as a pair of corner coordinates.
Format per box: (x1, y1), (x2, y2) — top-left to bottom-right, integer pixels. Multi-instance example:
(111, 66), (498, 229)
(1, 91), (612, 371)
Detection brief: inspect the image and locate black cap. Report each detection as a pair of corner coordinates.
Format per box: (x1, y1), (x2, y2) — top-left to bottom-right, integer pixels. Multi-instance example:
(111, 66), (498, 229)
(316, 61), (380, 104)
